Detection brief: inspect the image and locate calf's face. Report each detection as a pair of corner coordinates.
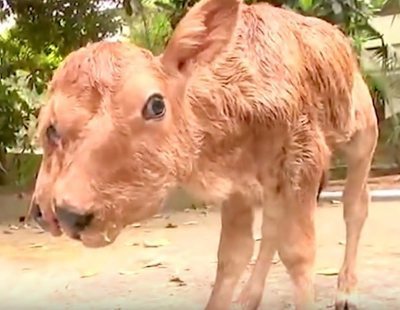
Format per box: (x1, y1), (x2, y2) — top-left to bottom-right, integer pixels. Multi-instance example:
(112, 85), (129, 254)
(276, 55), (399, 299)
(31, 0), (240, 247)
(32, 46), (184, 247)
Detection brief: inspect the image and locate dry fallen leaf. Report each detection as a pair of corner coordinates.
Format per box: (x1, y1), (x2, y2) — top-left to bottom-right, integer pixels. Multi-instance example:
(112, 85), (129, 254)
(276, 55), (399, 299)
(131, 223), (141, 228)
(190, 204), (199, 210)
(143, 259), (163, 268)
(316, 268), (339, 276)
(170, 276), (186, 286)
(143, 238), (169, 248)
(118, 270), (137, 276)
(165, 223), (178, 229)
(29, 243), (46, 249)
(79, 269), (99, 278)
(183, 221), (198, 226)
(125, 241), (140, 246)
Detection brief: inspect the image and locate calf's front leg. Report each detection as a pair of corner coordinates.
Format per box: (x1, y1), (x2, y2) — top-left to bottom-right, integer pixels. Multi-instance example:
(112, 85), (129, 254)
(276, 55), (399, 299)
(205, 193), (255, 310)
(236, 203), (282, 310)
(278, 194), (317, 310)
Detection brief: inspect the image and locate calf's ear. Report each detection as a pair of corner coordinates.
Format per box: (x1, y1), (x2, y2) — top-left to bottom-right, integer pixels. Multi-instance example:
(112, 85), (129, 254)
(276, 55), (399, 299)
(161, 0), (240, 75)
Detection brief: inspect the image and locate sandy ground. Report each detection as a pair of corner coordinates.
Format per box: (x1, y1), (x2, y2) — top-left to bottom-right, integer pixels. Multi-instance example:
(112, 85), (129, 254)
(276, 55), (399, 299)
(0, 199), (400, 310)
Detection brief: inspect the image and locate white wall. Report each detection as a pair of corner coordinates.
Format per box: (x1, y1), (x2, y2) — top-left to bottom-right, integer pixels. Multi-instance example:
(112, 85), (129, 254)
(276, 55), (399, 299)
(362, 14), (400, 119)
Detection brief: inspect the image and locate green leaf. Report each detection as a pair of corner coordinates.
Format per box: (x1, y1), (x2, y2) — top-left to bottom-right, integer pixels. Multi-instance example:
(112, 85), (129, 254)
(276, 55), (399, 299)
(299, 0), (313, 11)
(154, 1), (174, 11)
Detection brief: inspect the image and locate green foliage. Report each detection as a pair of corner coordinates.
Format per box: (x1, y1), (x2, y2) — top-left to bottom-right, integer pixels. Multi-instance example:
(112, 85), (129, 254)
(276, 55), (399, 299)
(298, 0), (313, 11)
(124, 0), (172, 54)
(153, 0), (198, 29)
(3, 0), (123, 56)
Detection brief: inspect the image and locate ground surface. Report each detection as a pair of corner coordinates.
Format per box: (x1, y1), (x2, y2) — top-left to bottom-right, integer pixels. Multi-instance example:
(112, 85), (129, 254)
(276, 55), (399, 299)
(0, 195), (399, 310)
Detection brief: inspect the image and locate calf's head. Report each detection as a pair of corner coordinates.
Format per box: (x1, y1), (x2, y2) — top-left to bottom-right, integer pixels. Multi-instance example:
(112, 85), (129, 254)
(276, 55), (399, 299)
(31, 0), (240, 247)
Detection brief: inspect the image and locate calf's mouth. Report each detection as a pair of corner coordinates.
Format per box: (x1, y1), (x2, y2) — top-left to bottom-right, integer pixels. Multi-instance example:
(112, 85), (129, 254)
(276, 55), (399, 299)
(28, 199), (120, 248)
(29, 201), (62, 237)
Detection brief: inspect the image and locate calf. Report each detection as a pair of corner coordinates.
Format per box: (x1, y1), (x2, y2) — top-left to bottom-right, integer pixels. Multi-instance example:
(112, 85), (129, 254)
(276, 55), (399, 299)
(317, 170), (329, 202)
(31, 0), (378, 309)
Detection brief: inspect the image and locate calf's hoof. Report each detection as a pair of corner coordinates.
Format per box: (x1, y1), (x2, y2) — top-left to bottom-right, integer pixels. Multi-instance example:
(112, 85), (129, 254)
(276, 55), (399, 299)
(335, 293), (359, 310)
(234, 284), (263, 310)
(234, 294), (261, 310)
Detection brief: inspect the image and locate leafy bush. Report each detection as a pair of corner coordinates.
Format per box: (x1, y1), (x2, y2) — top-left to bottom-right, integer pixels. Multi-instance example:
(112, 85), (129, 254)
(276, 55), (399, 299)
(125, 0), (172, 54)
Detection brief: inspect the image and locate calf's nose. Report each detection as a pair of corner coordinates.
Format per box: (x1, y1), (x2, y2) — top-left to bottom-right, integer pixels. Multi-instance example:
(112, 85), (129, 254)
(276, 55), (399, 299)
(55, 204), (94, 237)
(31, 202), (43, 223)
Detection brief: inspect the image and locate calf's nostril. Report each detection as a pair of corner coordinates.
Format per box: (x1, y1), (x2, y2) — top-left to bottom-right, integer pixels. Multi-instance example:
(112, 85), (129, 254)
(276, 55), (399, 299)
(55, 206), (94, 232)
(31, 203), (42, 220)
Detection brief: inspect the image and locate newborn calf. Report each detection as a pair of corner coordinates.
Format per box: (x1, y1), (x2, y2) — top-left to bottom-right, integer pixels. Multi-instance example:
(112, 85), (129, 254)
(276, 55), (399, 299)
(31, 0), (378, 309)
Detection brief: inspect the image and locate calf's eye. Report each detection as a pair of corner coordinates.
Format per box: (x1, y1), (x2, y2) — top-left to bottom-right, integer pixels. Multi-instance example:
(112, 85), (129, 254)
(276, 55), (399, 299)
(142, 94), (166, 120)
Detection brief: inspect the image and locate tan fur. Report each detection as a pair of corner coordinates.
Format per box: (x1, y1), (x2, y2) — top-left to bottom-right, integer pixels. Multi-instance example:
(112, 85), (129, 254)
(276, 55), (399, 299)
(32, 0), (378, 309)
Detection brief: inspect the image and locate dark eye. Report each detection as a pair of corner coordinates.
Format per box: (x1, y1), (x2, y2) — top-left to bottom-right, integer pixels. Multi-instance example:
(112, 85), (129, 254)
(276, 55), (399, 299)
(46, 124), (60, 145)
(142, 94), (166, 120)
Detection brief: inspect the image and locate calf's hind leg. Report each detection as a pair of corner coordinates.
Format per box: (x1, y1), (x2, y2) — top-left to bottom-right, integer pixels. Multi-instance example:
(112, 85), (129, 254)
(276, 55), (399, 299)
(335, 78), (378, 310)
(335, 125), (378, 310)
(237, 171), (329, 310)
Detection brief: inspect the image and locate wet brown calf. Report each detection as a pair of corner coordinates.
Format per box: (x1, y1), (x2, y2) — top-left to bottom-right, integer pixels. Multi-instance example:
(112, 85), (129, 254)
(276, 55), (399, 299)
(31, 0), (378, 309)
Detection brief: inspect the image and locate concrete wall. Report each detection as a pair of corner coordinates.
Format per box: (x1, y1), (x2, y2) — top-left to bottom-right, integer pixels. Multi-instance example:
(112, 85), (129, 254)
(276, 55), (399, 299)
(362, 14), (400, 119)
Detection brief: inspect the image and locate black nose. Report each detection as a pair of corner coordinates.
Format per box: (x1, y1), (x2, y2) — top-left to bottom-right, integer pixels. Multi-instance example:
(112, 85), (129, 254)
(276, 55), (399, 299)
(55, 206), (94, 236)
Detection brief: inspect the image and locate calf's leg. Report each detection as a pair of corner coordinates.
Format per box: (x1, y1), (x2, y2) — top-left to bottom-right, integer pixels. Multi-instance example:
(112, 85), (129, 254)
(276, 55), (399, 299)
(237, 169), (329, 310)
(205, 193), (255, 310)
(278, 194), (317, 310)
(335, 74), (378, 310)
(236, 204), (282, 310)
(335, 126), (377, 310)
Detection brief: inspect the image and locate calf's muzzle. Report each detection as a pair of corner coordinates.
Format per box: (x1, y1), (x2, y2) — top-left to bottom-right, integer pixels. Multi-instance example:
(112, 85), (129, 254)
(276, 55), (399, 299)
(54, 204), (94, 239)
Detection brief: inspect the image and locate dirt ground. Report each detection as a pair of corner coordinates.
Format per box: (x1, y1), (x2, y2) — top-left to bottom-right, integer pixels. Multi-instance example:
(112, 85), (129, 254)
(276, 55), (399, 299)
(0, 197), (399, 309)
